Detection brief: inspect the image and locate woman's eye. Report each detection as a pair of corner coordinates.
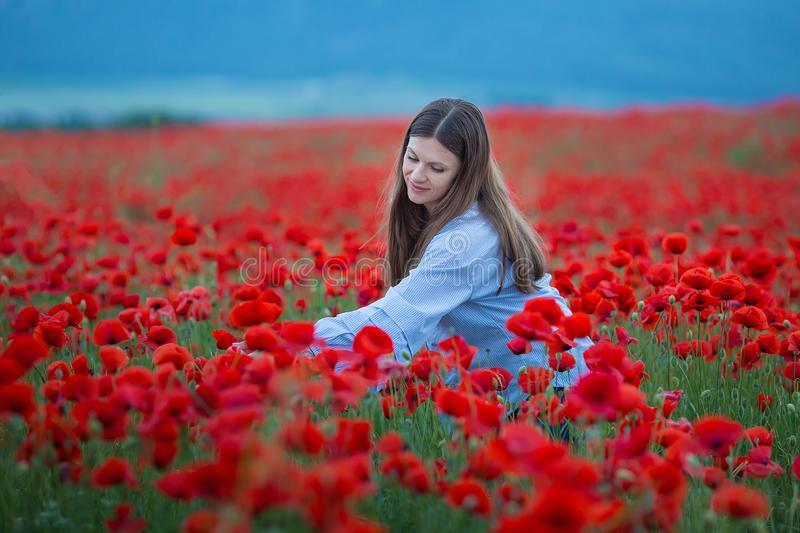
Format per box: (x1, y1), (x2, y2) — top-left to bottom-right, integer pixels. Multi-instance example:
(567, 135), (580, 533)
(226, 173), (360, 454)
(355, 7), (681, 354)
(406, 154), (443, 172)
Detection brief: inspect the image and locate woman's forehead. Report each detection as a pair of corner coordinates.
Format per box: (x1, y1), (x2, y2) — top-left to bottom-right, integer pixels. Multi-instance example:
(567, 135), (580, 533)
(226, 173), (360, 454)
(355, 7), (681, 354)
(407, 136), (459, 164)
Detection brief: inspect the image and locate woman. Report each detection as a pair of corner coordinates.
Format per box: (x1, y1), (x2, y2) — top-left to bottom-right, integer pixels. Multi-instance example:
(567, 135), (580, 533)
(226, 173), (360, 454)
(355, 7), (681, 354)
(304, 97), (592, 409)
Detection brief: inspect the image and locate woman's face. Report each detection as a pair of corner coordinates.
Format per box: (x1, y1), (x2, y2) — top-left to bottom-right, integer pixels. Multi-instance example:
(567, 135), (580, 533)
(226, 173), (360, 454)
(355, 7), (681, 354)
(402, 135), (461, 213)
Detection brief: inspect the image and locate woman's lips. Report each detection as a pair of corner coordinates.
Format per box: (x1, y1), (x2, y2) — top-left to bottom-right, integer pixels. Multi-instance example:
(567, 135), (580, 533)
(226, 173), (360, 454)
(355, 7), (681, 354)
(410, 183), (429, 192)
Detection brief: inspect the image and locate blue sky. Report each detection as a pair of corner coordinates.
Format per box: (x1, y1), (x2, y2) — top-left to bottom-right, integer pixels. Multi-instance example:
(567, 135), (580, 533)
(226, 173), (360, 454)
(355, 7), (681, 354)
(1, 0), (798, 119)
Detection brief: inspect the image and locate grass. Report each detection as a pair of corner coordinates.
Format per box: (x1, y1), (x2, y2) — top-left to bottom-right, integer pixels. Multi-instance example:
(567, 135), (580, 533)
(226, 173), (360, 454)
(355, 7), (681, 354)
(1, 284), (799, 532)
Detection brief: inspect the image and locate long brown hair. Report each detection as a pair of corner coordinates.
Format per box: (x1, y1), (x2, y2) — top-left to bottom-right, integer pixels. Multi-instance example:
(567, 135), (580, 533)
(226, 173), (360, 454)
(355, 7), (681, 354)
(376, 98), (548, 294)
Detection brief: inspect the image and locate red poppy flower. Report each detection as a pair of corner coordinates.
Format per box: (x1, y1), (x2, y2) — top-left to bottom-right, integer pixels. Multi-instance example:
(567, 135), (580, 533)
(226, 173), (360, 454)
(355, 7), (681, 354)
(99, 346), (130, 374)
(468, 367), (513, 393)
(0, 383), (36, 420)
(615, 326), (639, 347)
(155, 205), (173, 220)
(11, 306), (40, 333)
(228, 300), (282, 328)
(782, 362), (800, 389)
(645, 262), (675, 287)
(643, 459), (688, 504)
(548, 351), (576, 372)
(49, 302), (84, 328)
(507, 311), (554, 342)
(152, 343), (193, 369)
(93, 319), (131, 346)
(376, 432), (405, 455)
(518, 366), (553, 395)
(792, 453), (800, 481)
(614, 236), (650, 258)
(506, 337), (531, 354)
(46, 360), (71, 381)
(91, 457), (137, 488)
(244, 325), (280, 352)
(281, 418), (325, 455)
(381, 451), (431, 493)
(569, 372), (621, 421)
(608, 249), (632, 268)
(693, 415), (744, 457)
(438, 336), (478, 370)
(435, 388), (470, 418)
(146, 326), (177, 348)
(211, 329), (238, 350)
(523, 297), (565, 325)
(466, 447), (504, 481)
(756, 393), (774, 412)
(756, 333), (780, 355)
(408, 351), (437, 380)
(2, 335), (50, 370)
(35, 320), (67, 349)
(445, 478), (492, 516)
(180, 511), (220, 532)
(679, 267), (714, 290)
(562, 312), (592, 339)
(661, 232), (688, 255)
(710, 272), (746, 301)
(281, 321), (315, 345)
(66, 292), (97, 320)
(744, 445), (784, 478)
(170, 227), (197, 246)
(498, 484), (589, 532)
(744, 250), (777, 285)
(710, 483), (769, 519)
(682, 290), (720, 312)
(329, 418), (373, 456)
(381, 395), (397, 418)
(701, 467), (727, 489)
(106, 503), (147, 533)
(353, 325), (393, 357)
(153, 440), (178, 470)
(781, 331), (800, 362)
(731, 306), (769, 330)
(231, 285), (261, 302)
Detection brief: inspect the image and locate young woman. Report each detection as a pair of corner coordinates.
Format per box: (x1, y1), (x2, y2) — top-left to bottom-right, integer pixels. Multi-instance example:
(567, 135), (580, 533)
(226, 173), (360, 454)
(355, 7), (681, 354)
(304, 97), (592, 409)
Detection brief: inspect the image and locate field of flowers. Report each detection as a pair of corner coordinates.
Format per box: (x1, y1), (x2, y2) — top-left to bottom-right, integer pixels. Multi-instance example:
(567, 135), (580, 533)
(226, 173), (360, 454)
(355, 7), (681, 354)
(1, 101), (800, 532)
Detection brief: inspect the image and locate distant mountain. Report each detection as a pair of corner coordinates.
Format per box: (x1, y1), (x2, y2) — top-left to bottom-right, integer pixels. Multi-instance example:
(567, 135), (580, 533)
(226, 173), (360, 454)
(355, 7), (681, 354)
(1, 0), (798, 120)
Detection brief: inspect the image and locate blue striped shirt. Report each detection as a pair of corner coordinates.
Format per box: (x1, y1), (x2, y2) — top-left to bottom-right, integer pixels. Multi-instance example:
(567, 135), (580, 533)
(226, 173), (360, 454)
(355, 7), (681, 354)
(311, 200), (592, 407)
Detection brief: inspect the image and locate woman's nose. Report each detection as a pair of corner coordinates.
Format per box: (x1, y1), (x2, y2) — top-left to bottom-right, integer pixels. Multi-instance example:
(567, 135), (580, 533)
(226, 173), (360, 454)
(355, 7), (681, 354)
(410, 167), (427, 183)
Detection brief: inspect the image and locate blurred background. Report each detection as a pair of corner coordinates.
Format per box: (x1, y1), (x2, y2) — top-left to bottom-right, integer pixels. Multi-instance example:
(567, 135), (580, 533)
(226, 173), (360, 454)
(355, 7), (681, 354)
(1, 0), (798, 127)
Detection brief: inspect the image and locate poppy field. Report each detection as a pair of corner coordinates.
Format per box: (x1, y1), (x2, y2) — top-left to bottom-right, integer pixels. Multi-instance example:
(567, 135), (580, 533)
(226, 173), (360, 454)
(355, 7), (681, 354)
(1, 101), (800, 532)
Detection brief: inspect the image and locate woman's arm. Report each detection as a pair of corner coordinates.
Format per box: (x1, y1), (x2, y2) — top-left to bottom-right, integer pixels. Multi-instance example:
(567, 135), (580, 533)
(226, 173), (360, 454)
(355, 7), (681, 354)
(310, 230), (482, 362)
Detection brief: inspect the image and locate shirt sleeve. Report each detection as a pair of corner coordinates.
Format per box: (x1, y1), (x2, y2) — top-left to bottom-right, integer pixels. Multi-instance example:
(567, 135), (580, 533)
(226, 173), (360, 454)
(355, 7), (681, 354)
(311, 230), (477, 364)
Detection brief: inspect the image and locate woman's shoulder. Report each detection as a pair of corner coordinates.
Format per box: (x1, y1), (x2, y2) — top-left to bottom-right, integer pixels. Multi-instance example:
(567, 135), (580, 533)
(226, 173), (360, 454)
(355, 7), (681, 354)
(432, 201), (489, 238)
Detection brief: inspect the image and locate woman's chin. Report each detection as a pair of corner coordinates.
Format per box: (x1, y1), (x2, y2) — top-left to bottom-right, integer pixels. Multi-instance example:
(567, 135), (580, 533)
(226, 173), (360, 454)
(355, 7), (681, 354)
(406, 192), (426, 205)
